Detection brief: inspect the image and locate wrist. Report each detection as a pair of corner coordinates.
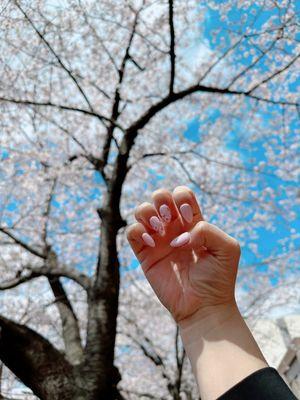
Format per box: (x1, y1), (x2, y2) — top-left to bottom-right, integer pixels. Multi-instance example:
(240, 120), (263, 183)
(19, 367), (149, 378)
(178, 300), (268, 400)
(178, 301), (240, 347)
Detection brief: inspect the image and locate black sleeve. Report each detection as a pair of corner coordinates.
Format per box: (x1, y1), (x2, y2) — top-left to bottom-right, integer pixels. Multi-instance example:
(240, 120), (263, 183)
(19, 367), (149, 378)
(217, 367), (298, 400)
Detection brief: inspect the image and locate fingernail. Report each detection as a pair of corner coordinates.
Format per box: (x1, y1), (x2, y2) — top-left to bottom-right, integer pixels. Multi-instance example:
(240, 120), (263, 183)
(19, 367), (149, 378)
(180, 203), (193, 223)
(142, 233), (155, 247)
(159, 204), (171, 223)
(170, 232), (191, 247)
(149, 216), (165, 236)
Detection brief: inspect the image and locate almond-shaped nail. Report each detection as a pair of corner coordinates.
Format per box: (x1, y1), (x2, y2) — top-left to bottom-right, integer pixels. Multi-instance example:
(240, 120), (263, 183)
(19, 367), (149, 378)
(159, 204), (172, 223)
(180, 203), (193, 223)
(149, 216), (165, 236)
(170, 232), (191, 247)
(142, 233), (155, 247)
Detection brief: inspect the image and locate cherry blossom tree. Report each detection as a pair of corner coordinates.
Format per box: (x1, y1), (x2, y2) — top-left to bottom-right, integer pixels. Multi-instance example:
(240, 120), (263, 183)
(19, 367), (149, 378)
(0, 0), (299, 399)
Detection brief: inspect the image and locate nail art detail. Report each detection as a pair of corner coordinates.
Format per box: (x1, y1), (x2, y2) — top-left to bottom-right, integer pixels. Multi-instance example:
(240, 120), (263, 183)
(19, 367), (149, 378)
(180, 203), (193, 223)
(170, 232), (191, 247)
(149, 216), (165, 236)
(159, 204), (172, 223)
(142, 233), (155, 247)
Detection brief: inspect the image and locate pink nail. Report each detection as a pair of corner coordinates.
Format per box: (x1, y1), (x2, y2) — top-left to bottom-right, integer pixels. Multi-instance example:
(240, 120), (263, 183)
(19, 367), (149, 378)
(149, 216), (165, 236)
(142, 233), (155, 247)
(180, 203), (193, 223)
(170, 232), (191, 247)
(159, 204), (172, 223)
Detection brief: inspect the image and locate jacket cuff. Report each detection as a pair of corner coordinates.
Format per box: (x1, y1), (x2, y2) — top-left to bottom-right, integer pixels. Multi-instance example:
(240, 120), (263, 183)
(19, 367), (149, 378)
(217, 367), (298, 400)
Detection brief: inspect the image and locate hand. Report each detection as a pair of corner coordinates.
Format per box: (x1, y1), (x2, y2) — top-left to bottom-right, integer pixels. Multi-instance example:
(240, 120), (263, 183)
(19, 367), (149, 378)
(126, 186), (241, 324)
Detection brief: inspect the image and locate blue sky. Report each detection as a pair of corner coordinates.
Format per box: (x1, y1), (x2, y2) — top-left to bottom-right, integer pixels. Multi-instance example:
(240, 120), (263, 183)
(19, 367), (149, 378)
(198, 3), (299, 285)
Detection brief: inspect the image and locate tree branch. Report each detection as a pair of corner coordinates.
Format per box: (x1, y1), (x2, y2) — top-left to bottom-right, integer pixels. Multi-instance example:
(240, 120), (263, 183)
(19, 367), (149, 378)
(109, 81), (298, 221)
(80, 8), (119, 75)
(171, 154), (285, 210)
(100, 6), (141, 172)
(132, 149), (280, 179)
(0, 315), (74, 399)
(39, 183), (84, 365)
(125, 82), (299, 137)
(0, 264), (91, 291)
(41, 179), (57, 249)
(15, 1), (95, 114)
(198, 36), (245, 84)
(248, 52), (300, 93)
(174, 326), (185, 396)
(119, 315), (168, 376)
(48, 277), (84, 365)
(227, 35), (279, 89)
(0, 228), (46, 259)
(0, 97), (122, 128)
(168, 0), (176, 94)
(243, 279), (299, 318)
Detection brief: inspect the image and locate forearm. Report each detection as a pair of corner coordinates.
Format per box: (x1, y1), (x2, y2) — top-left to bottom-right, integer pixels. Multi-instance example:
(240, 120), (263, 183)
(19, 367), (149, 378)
(179, 301), (268, 400)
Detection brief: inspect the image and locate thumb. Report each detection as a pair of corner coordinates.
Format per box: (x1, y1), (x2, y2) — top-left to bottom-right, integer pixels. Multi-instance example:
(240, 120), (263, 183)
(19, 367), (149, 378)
(190, 221), (241, 260)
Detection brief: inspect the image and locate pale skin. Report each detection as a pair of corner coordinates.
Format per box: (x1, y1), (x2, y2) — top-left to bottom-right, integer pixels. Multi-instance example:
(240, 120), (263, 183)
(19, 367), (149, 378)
(126, 186), (268, 400)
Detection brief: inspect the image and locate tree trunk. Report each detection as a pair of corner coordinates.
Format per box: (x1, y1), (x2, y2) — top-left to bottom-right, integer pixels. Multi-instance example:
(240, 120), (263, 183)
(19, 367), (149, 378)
(82, 203), (123, 399)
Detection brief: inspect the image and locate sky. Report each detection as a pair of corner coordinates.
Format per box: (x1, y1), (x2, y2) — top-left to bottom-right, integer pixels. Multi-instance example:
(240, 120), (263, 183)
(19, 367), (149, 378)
(189, 3), (299, 284)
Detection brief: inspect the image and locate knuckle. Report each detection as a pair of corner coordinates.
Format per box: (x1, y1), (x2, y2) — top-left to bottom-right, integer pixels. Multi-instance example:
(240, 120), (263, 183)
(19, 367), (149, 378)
(151, 188), (169, 198)
(173, 185), (194, 195)
(125, 225), (135, 239)
(126, 223), (141, 239)
(196, 220), (209, 231)
(134, 202), (152, 216)
(230, 238), (241, 254)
